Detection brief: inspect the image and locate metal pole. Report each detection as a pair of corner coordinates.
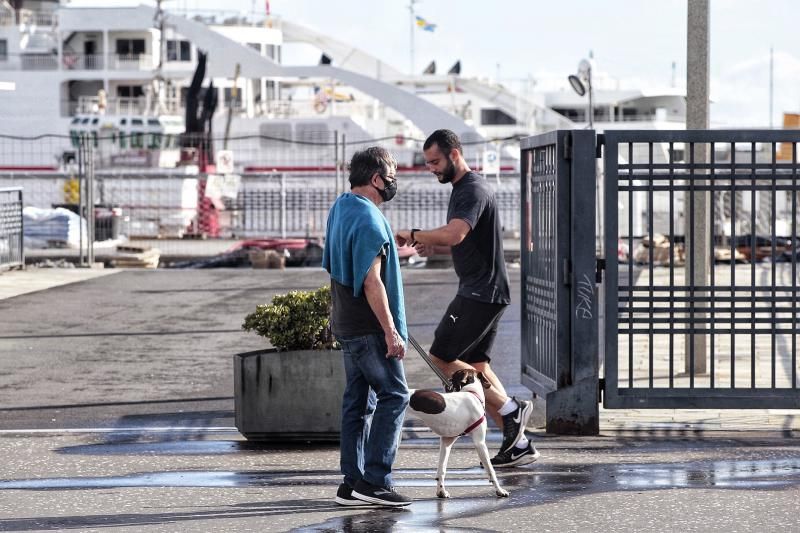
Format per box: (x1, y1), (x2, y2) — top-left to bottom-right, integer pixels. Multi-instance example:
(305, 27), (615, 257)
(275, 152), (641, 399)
(87, 142), (95, 265)
(685, 0), (710, 374)
(408, 0), (416, 75)
(334, 130), (340, 195)
(280, 172), (286, 239)
(78, 139), (85, 267)
(341, 133), (346, 194)
(587, 68), (594, 129)
(769, 46), (774, 128)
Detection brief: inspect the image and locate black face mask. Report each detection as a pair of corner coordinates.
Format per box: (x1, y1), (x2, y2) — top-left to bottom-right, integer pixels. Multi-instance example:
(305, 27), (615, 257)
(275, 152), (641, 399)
(374, 176), (397, 202)
(437, 156), (457, 184)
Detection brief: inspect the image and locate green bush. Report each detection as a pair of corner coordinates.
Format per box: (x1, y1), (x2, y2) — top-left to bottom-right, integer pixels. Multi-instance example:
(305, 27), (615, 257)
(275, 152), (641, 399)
(242, 285), (336, 351)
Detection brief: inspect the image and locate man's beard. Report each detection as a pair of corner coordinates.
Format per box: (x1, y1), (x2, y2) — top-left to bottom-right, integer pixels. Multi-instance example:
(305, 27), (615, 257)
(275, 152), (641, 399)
(436, 157), (457, 184)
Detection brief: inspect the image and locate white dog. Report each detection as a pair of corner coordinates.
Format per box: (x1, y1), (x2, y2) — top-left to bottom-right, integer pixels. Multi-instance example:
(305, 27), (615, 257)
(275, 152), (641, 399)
(408, 368), (509, 498)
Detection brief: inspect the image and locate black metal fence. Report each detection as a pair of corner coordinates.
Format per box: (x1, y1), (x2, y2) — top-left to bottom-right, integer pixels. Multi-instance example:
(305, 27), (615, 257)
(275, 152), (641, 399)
(603, 130), (800, 409)
(0, 187), (24, 269)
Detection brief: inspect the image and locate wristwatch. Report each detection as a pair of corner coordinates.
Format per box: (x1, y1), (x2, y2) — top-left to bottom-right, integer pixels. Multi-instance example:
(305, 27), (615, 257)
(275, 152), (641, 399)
(410, 228), (421, 245)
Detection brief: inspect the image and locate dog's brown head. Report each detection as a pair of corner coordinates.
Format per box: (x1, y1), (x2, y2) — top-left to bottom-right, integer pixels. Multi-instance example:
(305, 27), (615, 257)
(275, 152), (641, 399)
(449, 368), (492, 392)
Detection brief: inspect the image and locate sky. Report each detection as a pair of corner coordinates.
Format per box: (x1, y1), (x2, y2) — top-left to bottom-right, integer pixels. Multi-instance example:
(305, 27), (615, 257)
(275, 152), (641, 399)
(70, 0), (800, 127)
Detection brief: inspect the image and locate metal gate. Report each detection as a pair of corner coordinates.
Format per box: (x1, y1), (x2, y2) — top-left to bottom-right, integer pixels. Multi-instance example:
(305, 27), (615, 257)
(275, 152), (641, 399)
(0, 187), (23, 270)
(520, 130), (599, 433)
(603, 130), (800, 409)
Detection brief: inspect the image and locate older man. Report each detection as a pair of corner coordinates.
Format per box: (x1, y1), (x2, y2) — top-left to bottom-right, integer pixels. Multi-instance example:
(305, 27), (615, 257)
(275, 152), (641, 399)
(323, 146), (411, 507)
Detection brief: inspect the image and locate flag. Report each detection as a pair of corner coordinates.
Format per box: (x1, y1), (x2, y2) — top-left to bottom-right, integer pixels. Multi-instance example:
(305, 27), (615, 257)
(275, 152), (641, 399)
(415, 15), (436, 32)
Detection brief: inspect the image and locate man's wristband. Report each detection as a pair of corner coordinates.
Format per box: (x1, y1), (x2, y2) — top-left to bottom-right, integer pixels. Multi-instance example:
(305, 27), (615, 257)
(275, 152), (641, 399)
(410, 228), (421, 245)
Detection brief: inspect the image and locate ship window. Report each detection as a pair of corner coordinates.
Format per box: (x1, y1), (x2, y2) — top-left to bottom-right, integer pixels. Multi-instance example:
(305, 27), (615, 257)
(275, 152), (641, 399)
(148, 133), (162, 149)
(480, 108), (516, 126)
(120, 118), (127, 125)
(81, 118), (90, 124)
(119, 132), (127, 148)
(247, 42), (261, 53)
(117, 85), (144, 98)
(167, 39), (191, 61)
(552, 107), (584, 121)
(0, 40), (6, 61)
(147, 118), (160, 126)
(116, 38), (145, 56)
(130, 132), (144, 148)
(91, 118), (99, 125)
(71, 117), (81, 124)
(131, 119), (143, 126)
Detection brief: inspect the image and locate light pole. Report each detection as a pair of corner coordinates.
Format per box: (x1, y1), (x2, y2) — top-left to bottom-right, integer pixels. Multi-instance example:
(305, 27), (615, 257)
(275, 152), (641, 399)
(568, 59), (594, 128)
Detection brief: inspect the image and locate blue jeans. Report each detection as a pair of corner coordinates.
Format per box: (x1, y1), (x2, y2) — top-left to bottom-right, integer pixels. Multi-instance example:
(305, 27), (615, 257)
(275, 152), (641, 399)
(337, 333), (409, 489)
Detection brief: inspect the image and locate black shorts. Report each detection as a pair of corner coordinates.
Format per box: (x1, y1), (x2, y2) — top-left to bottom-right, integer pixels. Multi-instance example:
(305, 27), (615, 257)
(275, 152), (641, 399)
(430, 295), (507, 364)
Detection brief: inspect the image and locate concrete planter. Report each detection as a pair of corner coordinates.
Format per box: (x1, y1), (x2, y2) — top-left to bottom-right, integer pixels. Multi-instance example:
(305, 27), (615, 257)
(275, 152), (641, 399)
(233, 348), (344, 441)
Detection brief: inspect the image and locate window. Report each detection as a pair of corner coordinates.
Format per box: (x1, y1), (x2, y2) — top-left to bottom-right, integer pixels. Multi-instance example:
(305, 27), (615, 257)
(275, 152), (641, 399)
(480, 108), (516, 126)
(167, 39), (191, 61)
(116, 39), (145, 56)
(553, 107), (583, 121)
(247, 42), (261, 53)
(0, 39), (7, 61)
(116, 85), (144, 98)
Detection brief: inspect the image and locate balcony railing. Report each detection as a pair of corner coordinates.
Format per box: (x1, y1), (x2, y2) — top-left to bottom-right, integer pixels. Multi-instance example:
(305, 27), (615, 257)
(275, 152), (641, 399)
(63, 53), (104, 70)
(18, 9), (57, 27)
(109, 54), (155, 71)
(74, 96), (184, 116)
(16, 54), (58, 71)
(255, 99), (381, 120)
(0, 9), (57, 27)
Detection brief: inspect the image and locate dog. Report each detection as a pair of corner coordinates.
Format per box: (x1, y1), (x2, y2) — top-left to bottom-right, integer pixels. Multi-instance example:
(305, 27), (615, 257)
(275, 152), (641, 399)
(408, 368), (509, 498)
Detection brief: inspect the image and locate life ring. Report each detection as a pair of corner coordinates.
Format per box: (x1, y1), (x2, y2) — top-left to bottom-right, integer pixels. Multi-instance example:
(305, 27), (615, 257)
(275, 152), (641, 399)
(314, 99), (327, 114)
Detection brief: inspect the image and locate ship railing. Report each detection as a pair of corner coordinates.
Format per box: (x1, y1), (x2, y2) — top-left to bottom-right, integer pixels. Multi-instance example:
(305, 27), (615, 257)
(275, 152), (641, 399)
(63, 53), (105, 70)
(255, 99), (383, 120)
(74, 96), (184, 116)
(16, 53), (58, 71)
(110, 54), (156, 71)
(18, 9), (57, 28)
(170, 8), (282, 29)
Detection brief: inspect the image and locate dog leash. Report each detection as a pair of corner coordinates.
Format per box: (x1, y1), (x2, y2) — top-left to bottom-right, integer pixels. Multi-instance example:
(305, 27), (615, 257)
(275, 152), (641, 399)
(407, 334), (451, 389)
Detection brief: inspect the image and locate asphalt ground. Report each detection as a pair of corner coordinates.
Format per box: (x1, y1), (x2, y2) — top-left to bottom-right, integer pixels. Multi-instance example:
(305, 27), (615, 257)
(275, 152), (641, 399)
(0, 267), (798, 532)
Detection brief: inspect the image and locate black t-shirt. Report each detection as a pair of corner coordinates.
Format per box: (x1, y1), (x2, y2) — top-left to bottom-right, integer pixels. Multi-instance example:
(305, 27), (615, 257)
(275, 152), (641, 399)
(447, 171), (510, 305)
(330, 252), (385, 337)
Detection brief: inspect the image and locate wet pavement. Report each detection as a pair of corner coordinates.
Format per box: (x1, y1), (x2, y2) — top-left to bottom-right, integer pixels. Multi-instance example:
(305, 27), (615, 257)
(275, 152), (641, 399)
(0, 268), (799, 531)
(0, 428), (799, 531)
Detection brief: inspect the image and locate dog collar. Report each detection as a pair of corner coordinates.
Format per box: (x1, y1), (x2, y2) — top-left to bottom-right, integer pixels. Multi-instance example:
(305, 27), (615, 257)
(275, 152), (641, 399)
(458, 389), (486, 435)
(466, 389), (485, 408)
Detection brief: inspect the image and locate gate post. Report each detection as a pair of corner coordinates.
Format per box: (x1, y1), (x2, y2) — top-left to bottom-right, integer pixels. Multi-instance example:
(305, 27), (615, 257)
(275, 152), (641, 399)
(544, 130), (599, 435)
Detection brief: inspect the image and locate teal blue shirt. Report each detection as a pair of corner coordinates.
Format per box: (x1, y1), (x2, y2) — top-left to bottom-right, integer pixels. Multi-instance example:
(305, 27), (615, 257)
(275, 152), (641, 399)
(322, 193), (407, 340)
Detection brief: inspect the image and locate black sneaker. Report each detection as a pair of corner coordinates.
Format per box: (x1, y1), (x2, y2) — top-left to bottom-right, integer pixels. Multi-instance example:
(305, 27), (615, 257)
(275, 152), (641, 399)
(335, 483), (371, 506)
(490, 442), (540, 468)
(499, 397), (533, 453)
(352, 479), (412, 507)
